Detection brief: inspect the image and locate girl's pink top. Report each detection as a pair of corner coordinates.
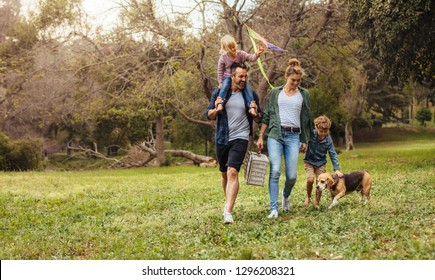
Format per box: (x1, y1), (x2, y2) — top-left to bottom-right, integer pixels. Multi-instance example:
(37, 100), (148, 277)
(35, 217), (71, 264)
(217, 50), (258, 83)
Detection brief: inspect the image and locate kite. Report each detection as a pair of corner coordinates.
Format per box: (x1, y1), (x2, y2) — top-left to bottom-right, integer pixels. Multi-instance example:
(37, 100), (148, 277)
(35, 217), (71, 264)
(245, 24), (289, 88)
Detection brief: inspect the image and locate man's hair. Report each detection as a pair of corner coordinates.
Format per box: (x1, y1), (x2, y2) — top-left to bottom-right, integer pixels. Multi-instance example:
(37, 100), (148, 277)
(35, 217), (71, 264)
(314, 115), (332, 130)
(230, 62), (248, 75)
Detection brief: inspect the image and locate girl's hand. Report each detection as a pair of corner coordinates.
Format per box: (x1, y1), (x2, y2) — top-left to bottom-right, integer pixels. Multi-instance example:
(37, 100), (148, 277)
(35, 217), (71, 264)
(257, 46), (265, 56)
(215, 97), (224, 112)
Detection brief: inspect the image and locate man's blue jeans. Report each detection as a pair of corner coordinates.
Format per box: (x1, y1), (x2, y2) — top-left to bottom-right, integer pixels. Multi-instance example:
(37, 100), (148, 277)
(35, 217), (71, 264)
(267, 130), (300, 211)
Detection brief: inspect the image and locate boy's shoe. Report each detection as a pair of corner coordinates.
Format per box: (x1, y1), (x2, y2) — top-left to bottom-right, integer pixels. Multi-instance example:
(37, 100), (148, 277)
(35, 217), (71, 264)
(267, 210), (278, 219)
(282, 195), (290, 212)
(224, 212), (233, 224)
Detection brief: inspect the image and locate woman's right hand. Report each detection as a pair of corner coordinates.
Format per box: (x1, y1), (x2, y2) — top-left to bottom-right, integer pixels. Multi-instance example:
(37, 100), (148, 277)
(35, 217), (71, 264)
(256, 138), (264, 153)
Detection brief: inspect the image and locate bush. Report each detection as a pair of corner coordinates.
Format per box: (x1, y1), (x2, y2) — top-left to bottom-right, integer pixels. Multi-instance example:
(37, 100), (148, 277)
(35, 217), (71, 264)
(416, 108), (432, 126)
(8, 139), (43, 171)
(0, 132), (43, 171)
(0, 133), (12, 170)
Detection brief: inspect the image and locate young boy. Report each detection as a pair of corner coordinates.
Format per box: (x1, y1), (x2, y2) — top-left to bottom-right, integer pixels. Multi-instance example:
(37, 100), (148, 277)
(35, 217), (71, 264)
(303, 115), (343, 208)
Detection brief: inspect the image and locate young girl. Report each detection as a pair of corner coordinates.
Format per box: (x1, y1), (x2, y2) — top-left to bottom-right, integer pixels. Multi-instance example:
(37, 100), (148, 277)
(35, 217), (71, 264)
(217, 35), (264, 115)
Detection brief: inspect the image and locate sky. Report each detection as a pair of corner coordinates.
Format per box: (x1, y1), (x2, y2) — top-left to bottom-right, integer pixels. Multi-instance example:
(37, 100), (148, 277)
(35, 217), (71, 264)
(20, 0), (124, 30)
(20, 0), (210, 32)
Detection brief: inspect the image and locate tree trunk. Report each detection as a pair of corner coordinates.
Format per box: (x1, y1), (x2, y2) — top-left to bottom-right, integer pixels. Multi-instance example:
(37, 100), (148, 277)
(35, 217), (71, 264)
(155, 115), (165, 166)
(345, 121), (354, 151)
(410, 95), (415, 127)
(165, 150), (215, 166)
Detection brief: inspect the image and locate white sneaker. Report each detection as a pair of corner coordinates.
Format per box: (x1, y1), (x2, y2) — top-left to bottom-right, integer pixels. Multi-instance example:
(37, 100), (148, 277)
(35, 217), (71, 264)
(224, 212), (233, 224)
(268, 210), (278, 219)
(282, 195), (290, 212)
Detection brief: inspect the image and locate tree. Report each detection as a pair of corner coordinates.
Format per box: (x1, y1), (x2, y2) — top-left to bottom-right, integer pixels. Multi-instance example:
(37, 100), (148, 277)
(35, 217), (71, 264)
(0, 0), (21, 42)
(364, 60), (410, 124)
(5, 0), (409, 168)
(416, 108), (432, 127)
(215, 0), (349, 108)
(0, 0), (88, 137)
(348, 0), (435, 87)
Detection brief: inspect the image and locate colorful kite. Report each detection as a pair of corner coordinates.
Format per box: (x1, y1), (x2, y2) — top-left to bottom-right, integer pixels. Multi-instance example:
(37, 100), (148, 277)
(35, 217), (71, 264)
(245, 24), (289, 88)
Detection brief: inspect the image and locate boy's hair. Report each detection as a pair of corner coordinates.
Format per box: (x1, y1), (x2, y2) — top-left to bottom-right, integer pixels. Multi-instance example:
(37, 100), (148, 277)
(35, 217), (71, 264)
(220, 35), (237, 54)
(314, 115), (332, 130)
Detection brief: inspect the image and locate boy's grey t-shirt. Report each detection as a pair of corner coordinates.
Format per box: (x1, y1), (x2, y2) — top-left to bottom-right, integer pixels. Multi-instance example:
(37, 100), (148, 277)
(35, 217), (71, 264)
(226, 91), (250, 142)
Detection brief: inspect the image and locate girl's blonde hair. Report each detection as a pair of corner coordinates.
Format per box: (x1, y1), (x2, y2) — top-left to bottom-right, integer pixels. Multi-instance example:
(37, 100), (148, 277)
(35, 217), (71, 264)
(285, 58), (306, 77)
(220, 35), (237, 54)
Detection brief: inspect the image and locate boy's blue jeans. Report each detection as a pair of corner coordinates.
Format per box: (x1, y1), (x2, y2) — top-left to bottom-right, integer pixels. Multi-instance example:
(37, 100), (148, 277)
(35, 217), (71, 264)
(267, 130), (300, 211)
(219, 77), (254, 107)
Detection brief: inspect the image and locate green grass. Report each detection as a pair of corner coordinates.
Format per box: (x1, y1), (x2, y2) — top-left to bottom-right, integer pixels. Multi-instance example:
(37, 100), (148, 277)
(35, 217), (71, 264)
(1, 130), (434, 260)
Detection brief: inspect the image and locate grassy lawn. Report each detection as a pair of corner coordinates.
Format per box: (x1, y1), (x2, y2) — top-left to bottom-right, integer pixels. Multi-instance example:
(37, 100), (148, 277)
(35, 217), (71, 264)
(1, 129), (434, 260)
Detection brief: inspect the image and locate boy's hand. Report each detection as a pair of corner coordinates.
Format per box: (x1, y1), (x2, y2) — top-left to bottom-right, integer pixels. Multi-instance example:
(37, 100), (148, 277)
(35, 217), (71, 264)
(335, 170), (344, 178)
(299, 143), (307, 153)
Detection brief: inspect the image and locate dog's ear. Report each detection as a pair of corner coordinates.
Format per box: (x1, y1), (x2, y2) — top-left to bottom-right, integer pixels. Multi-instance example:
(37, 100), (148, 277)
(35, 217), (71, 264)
(326, 174), (334, 190)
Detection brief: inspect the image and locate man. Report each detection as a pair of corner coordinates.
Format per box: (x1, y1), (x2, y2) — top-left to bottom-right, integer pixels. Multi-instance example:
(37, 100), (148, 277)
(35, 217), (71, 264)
(206, 63), (263, 224)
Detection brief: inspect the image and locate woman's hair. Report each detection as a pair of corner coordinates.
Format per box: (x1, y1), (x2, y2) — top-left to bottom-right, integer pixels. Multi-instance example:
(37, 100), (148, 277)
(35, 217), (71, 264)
(285, 58), (306, 77)
(220, 35), (237, 54)
(314, 115), (332, 130)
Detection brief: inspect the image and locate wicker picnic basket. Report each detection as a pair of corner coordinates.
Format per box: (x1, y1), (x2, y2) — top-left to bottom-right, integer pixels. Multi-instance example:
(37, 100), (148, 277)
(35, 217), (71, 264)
(244, 151), (269, 186)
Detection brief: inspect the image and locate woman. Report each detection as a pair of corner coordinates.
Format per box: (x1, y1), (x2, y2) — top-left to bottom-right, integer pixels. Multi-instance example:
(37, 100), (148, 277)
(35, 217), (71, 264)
(256, 58), (313, 218)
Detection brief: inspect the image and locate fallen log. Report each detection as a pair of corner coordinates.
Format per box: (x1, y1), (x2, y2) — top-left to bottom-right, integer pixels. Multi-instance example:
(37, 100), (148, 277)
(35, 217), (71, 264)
(165, 150), (216, 166)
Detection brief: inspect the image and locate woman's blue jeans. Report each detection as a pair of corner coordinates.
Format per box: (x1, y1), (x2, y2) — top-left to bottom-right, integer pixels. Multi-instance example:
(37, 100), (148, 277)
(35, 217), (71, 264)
(267, 130), (300, 211)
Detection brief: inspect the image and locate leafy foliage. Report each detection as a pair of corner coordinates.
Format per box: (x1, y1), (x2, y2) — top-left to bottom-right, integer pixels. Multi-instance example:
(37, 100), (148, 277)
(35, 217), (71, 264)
(0, 132), (42, 171)
(0, 132), (12, 170)
(8, 138), (43, 171)
(93, 109), (150, 149)
(416, 107), (432, 126)
(348, 0), (435, 86)
(1, 0), (433, 163)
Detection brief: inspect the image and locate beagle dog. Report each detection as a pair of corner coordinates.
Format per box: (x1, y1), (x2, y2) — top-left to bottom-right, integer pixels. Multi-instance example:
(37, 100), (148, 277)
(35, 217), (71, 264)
(316, 171), (372, 209)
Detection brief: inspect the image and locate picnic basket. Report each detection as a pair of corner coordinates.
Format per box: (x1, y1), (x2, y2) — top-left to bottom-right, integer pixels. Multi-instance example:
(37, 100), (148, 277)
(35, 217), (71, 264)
(244, 151), (269, 186)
